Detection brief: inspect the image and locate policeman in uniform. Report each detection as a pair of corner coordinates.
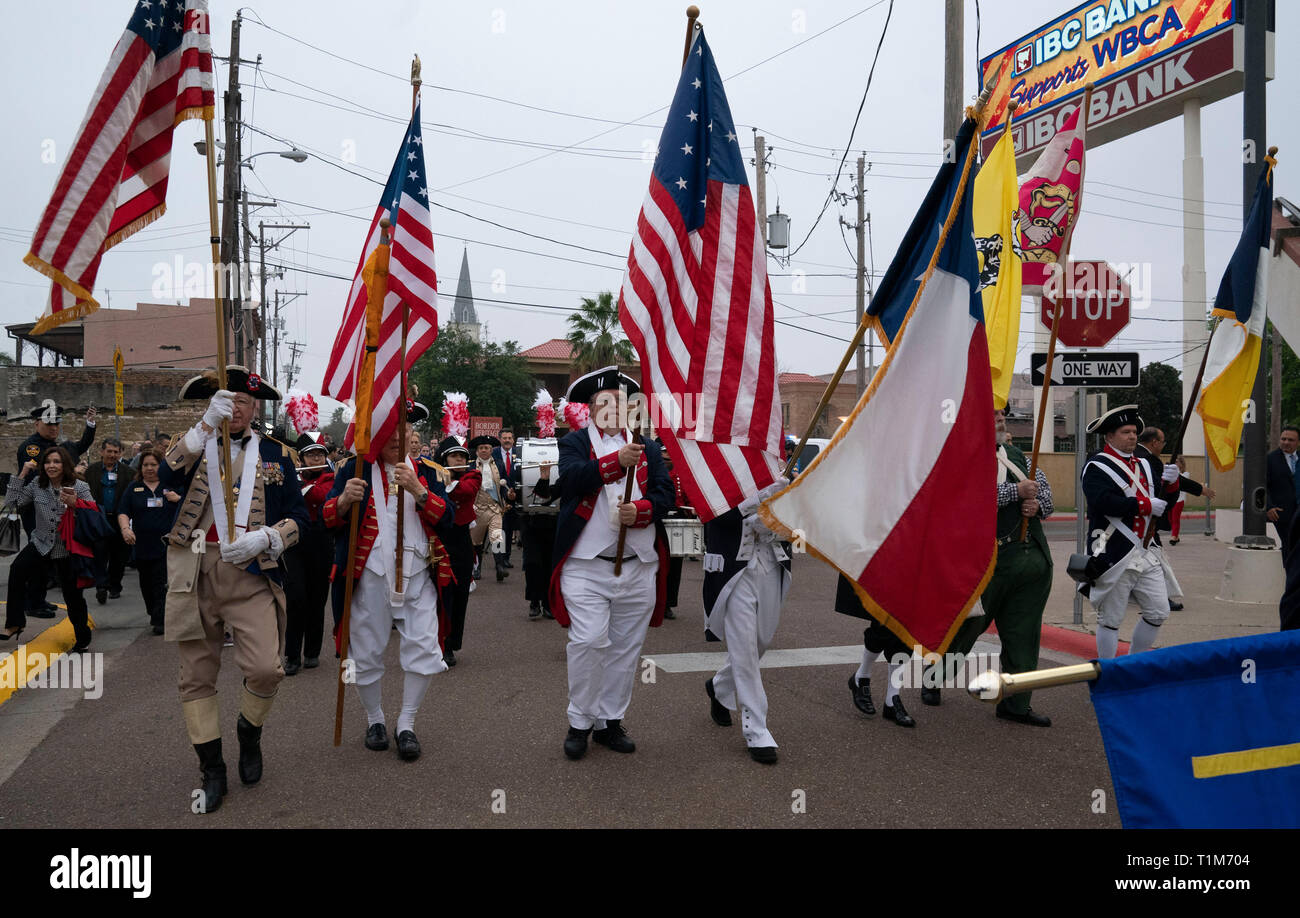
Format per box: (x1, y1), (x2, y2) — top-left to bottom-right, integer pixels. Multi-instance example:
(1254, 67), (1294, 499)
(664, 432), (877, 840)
(701, 482), (791, 763)
(15, 404), (97, 617)
(1080, 405), (1174, 659)
(160, 368), (308, 814)
(323, 402), (452, 760)
(550, 367), (674, 760)
(929, 408), (1053, 725)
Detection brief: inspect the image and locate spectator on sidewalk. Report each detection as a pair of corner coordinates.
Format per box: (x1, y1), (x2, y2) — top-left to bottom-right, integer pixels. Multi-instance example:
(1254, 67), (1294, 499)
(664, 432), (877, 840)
(118, 449), (181, 635)
(86, 438), (129, 605)
(2, 446), (95, 650)
(1266, 426), (1299, 560)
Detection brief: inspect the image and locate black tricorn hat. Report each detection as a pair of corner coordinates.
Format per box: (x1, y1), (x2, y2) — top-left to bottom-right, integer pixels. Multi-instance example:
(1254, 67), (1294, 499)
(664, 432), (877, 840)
(467, 435), (500, 451)
(295, 433), (327, 455)
(564, 365), (639, 406)
(435, 436), (469, 463)
(179, 366), (282, 401)
(1087, 404), (1144, 436)
(405, 399), (429, 424)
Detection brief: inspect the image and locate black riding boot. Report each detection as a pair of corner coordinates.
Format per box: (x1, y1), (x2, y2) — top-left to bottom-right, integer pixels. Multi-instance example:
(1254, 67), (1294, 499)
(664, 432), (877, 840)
(194, 739), (227, 814)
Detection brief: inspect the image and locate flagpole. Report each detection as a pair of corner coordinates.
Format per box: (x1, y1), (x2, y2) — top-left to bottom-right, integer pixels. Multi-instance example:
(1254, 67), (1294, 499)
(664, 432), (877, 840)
(968, 661), (1101, 702)
(1021, 82), (1093, 542)
(334, 218), (391, 746)
(202, 117), (236, 541)
(612, 10), (697, 575)
(783, 59), (1007, 476)
(394, 56), (422, 590)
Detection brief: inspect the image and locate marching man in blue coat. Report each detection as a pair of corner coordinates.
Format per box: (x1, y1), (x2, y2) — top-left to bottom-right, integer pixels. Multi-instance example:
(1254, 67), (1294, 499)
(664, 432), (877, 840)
(549, 367), (674, 761)
(161, 367), (308, 814)
(1080, 404), (1178, 659)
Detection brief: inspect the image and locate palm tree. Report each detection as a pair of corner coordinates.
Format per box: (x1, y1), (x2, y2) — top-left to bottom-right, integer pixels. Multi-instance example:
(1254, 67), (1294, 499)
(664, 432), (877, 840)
(566, 291), (635, 372)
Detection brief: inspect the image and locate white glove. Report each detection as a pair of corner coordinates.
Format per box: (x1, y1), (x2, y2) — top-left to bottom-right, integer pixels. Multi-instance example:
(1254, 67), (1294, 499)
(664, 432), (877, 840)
(1161, 463), (1179, 483)
(220, 528), (272, 565)
(203, 390), (235, 430)
(1147, 497), (1168, 517)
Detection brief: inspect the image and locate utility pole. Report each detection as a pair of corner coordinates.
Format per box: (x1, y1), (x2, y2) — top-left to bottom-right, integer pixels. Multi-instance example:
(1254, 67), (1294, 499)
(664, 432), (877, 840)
(220, 12), (243, 371)
(855, 156), (866, 398)
(753, 132), (768, 249)
(285, 341), (305, 391)
(943, 0), (964, 143)
(1239, 0), (1269, 547)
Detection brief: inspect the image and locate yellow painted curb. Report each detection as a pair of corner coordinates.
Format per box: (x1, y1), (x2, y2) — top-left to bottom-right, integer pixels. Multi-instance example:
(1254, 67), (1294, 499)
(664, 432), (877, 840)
(0, 613), (97, 706)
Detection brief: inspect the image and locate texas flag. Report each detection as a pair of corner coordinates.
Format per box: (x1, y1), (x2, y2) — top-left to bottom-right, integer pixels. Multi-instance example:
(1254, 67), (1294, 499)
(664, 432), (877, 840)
(760, 116), (996, 655)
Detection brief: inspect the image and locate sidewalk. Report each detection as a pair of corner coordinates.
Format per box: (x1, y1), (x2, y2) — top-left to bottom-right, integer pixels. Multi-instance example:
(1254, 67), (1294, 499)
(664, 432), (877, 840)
(1041, 533), (1283, 646)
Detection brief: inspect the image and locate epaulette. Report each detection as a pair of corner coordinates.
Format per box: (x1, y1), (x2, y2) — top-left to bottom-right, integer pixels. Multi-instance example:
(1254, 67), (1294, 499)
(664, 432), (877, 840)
(262, 434), (297, 464)
(423, 459), (453, 486)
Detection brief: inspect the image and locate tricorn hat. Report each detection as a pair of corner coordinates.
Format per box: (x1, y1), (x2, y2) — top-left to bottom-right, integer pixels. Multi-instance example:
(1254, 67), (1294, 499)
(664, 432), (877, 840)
(467, 435), (500, 451)
(564, 365), (639, 406)
(405, 399), (429, 424)
(1087, 404), (1144, 436)
(180, 366), (282, 401)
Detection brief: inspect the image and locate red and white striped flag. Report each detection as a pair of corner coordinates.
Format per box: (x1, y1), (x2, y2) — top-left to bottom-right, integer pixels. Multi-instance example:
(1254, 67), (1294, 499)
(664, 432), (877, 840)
(24, 0), (214, 334)
(618, 29), (782, 522)
(322, 96), (438, 462)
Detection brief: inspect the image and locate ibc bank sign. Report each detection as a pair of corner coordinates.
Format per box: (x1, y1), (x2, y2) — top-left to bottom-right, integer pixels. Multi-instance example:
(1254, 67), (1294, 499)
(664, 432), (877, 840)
(978, 0), (1271, 165)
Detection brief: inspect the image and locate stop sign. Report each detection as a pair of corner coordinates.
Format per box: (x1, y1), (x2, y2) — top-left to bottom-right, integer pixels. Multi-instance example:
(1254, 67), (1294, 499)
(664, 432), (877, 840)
(1040, 260), (1131, 347)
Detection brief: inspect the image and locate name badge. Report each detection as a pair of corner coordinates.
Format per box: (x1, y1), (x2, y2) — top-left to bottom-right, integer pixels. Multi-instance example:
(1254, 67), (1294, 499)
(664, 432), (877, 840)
(146, 497), (164, 509)
(107, 472), (117, 482)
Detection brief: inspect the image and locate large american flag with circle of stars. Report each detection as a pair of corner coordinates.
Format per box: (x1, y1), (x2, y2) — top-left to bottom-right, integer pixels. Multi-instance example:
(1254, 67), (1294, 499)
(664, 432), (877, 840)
(24, 0), (214, 335)
(618, 28), (783, 522)
(324, 94), (438, 460)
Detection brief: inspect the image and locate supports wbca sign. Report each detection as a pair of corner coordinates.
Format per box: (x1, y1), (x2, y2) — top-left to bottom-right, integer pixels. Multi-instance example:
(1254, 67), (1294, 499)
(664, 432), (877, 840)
(978, 0), (1274, 167)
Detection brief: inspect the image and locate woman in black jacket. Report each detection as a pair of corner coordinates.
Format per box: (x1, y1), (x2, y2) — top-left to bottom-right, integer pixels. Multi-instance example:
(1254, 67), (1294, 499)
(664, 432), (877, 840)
(117, 449), (181, 635)
(2, 446), (95, 648)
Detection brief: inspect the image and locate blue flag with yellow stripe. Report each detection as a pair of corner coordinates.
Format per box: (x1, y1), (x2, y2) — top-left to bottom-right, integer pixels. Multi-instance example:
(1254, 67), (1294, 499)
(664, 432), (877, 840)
(1090, 630), (1300, 828)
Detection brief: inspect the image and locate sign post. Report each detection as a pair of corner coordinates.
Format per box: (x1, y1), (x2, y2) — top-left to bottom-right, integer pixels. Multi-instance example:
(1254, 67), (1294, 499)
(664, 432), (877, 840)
(113, 345), (124, 440)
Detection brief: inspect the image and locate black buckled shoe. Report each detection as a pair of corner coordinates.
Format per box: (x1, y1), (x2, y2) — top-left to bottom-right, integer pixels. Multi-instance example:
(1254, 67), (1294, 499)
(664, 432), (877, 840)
(365, 723), (389, 751)
(395, 730), (421, 761)
(705, 678), (732, 726)
(848, 674), (876, 716)
(883, 697), (916, 727)
(996, 706), (1052, 727)
(592, 719), (636, 753)
(235, 714), (263, 785)
(748, 746), (778, 764)
(564, 726), (591, 760)
(193, 739), (227, 814)
(920, 686), (942, 706)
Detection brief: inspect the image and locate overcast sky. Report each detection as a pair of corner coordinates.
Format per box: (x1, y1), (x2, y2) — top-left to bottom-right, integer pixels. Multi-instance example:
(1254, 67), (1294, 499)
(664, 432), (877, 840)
(2, 0), (1295, 415)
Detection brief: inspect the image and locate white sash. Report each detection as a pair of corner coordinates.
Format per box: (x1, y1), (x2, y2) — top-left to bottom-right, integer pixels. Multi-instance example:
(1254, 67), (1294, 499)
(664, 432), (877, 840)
(368, 458), (426, 606)
(1085, 452), (1153, 551)
(996, 446), (1028, 485)
(205, 433), (258, 543)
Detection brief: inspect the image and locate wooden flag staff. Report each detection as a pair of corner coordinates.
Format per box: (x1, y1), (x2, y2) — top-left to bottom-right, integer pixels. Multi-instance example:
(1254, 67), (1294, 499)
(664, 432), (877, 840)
(200, 118), (237, 541)
(782, 59), (1007, 478)
(613, 9), (697, 576)
(1021, 82), (1093, 543)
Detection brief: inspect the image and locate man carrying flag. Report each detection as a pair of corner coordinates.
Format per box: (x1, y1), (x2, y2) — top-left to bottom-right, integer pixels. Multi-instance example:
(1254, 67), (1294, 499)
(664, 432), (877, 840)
(760, 111), (996, 660)
(23, 0), (214, 333)
(1196, 149), (1278, 472)
(617, 19), (790, 763)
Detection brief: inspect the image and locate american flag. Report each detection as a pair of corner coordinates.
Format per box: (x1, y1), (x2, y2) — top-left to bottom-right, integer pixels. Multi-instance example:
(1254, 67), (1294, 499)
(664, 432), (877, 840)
(618, 28), (783, 523)
(24, 0), (214, 334)
(323, 95), (438, 462)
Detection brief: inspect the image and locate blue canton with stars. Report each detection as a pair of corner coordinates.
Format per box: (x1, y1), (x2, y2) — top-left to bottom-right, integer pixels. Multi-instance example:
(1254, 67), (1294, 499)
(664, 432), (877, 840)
(383, 97), (429, 222)
(652, 29), (746, 234)
(126, 0), (192, 57)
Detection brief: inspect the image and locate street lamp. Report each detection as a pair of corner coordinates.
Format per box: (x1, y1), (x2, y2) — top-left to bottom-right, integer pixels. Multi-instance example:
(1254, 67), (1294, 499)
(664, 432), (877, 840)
(193, 140), (309, 166)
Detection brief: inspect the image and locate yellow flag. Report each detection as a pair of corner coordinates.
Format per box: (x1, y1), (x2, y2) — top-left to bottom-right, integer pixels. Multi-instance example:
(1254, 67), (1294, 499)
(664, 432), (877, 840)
(353, 237), (390, 458)
(973, 120), (1021, 410)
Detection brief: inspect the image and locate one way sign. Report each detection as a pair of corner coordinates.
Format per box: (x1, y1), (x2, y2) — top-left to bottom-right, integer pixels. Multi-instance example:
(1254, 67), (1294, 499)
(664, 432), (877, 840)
(1031, 351), (1139, 387)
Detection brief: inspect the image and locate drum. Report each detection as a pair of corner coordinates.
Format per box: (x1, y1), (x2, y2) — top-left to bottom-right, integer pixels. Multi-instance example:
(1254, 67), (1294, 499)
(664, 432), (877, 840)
(518, 438), (560, 507)
(663, 518), (704, 557)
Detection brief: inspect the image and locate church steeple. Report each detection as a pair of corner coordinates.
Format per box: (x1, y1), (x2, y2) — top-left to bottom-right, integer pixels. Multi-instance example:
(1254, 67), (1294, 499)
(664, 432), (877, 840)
(450, 247), (481, 341)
